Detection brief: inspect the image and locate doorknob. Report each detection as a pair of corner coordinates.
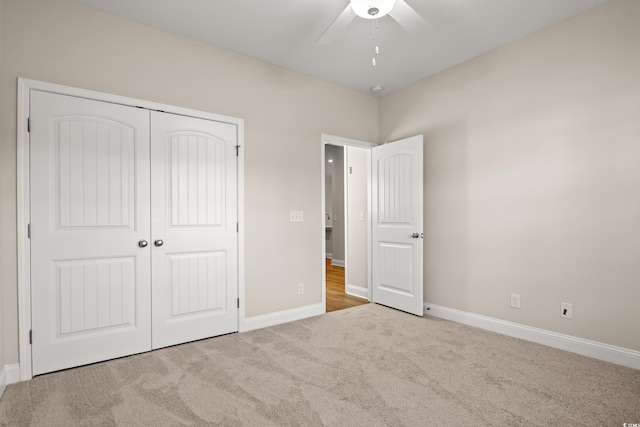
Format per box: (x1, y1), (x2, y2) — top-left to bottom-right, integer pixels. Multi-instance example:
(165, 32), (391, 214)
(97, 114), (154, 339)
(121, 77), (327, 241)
(138, 240), (149, 248)
(154, 239), (164, 247)
(411, 233), (420, 238)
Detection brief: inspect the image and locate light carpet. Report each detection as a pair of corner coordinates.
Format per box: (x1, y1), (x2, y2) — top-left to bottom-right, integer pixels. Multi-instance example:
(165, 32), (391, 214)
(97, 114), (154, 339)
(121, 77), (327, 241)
(1, 304), (639, 426)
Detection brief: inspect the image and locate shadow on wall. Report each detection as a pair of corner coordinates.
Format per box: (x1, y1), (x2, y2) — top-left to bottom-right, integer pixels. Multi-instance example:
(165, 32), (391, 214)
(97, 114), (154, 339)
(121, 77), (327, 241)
(423, 120), (469, 310)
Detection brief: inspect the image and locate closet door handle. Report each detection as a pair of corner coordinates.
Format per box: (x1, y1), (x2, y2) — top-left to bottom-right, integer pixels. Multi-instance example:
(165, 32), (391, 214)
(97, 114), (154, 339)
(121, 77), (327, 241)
(138, 240), (149, 248)
(154, 239), (164, 247)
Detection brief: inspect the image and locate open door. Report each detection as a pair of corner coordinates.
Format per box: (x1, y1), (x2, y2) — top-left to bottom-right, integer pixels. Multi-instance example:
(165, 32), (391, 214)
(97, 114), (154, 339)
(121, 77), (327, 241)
(371, 135), (423, 316)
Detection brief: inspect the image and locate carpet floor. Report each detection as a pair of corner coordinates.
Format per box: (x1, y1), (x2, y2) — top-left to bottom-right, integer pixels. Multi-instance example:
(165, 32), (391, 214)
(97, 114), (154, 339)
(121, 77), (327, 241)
(1, 304), (639, 426)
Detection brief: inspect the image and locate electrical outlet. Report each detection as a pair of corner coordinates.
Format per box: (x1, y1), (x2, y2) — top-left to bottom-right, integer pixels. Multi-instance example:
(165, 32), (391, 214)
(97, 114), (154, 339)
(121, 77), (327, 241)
(561, 302), (573, 319)
(510, 293), (521, 309)
(297, 283), (304, 295)
(289, 210), (304, 223)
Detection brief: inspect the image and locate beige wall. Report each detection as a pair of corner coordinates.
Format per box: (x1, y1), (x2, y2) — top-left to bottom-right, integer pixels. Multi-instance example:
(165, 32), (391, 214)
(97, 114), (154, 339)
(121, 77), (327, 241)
(346, 146), (369, 289)
(0, 0), (378, 365)
(380, 0), (640, 351)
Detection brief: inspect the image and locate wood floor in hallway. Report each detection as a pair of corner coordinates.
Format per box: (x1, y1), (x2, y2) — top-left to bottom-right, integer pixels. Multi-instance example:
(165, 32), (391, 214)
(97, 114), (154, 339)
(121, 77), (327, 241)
(326, 258), (369, 312)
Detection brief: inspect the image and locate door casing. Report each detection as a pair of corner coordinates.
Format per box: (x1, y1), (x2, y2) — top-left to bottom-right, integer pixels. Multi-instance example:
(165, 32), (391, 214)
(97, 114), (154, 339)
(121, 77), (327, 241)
(17, 78), (245, 380)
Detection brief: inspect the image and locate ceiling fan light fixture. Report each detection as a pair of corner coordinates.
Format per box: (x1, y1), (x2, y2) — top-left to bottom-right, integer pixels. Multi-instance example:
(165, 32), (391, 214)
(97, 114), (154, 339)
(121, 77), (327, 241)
(350, 0), (396, 19)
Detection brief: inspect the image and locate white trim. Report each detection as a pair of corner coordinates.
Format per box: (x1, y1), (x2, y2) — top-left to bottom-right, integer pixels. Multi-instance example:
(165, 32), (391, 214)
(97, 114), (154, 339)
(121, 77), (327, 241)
(425, 303), (640, 370)
(331, 259), (345, 267)
(321, 133), (377, 149)
(0, 364), (21, 399)
(346, 284), (369, 300)
(343, 146), (349, 300)
(6, 364), (20, 384)
(0, 366), (7, 399)
(19, 78), (243, 124)
(17, 79), (32, 382)
(236, 120), (246, 338)
(366, 149), (372, 303)
(241, 303), (324, 332)
(17, 78), (245, 380)
(320, 140), (328, 314)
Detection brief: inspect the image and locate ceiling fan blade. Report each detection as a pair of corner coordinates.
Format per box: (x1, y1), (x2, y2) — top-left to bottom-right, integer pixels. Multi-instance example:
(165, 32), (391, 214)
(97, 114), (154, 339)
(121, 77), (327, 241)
(388, 0), (432, 36)
(316, 4), (357, 45)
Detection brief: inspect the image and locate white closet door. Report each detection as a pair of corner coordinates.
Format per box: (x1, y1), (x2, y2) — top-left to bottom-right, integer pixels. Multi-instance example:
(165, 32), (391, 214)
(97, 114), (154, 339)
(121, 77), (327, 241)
(30, 91), (152, 375)
(150, 111), (238, 349)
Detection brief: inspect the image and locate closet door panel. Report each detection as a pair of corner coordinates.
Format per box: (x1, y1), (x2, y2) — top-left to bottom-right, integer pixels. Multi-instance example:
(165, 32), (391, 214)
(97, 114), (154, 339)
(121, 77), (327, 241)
(30, 91), (152, 375)
(150, 112), (238, 349)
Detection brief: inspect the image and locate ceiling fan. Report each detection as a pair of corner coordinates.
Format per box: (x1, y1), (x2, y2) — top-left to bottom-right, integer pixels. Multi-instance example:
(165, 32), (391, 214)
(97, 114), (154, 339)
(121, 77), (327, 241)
(317, 0), (430, 45)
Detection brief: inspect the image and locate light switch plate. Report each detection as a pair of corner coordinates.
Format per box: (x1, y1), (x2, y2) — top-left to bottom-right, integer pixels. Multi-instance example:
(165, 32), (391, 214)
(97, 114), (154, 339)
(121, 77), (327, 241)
(290, 210), (304, 223)
(510, 293), (521, 309)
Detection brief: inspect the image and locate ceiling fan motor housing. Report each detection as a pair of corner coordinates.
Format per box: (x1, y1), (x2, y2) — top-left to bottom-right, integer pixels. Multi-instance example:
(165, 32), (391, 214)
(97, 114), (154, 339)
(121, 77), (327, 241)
(350, 0), (397, 19)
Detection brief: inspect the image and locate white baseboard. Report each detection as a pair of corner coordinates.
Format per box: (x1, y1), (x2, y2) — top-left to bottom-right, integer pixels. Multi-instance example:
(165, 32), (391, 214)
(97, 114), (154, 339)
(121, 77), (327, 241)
(425, 303), (640, 370)
(326, 253), (333, 258)
(0, 364), (21, 399)
(241, 303), (324, 332)
(0, 366), (6, 399)
(331, 259), (345, 267)
(346, 284), (369, 300)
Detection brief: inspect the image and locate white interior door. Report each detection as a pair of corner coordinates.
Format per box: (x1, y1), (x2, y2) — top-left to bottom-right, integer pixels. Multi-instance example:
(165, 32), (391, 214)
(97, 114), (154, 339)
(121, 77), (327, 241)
(150, 112), (238, 349)
(30, 91), (152, 375)
(371, 135), (424, 316)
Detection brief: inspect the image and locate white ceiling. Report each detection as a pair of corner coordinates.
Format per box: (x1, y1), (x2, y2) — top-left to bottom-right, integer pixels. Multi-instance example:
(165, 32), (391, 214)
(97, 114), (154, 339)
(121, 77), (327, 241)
(72, 0), (609, 96)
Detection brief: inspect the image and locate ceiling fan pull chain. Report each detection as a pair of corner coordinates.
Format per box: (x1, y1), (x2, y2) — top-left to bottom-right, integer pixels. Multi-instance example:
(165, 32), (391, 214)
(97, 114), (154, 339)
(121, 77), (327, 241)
(372, 19), (378, 67)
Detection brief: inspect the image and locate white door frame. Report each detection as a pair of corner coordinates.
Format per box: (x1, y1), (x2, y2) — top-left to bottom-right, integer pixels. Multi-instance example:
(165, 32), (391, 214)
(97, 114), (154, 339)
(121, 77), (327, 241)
(17, 78), (245, 380)
(320, 134), (376, 311)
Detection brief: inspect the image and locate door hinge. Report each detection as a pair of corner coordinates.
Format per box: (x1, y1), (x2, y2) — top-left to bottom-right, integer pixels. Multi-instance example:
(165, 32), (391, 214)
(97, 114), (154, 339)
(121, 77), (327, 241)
(29, 329), (32, 344)
(28, 223), (31, 239)
(27, 117), (31, 133)
(237, 298), (240, 309)
(236, 222), (239, 233)
(236, 145), (240, 156)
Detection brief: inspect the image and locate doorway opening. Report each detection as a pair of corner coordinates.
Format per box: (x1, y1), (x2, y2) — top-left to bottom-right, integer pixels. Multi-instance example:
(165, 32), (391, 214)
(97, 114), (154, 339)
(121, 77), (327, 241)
(325, 258), (368, 312)
(321, 135), (375, 312)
